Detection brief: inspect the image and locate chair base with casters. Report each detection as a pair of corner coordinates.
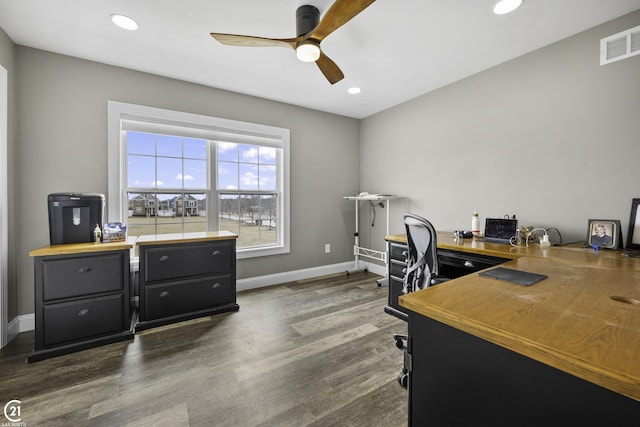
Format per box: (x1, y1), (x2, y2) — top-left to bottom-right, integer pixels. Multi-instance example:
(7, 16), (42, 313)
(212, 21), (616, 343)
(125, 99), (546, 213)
(393, 213), (449, 389)
(394, 333), (409, 387)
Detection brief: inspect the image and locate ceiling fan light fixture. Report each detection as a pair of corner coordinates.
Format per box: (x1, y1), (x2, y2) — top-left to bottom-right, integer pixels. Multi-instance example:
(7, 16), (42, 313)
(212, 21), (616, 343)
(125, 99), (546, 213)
(493, 0), (524, 15)
(110, 14), (138, 31)
(296, 41), (321, 62)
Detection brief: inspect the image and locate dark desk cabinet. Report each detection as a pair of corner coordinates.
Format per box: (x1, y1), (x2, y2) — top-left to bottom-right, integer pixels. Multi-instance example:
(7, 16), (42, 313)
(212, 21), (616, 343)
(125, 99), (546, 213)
(386, 241), (410, 320)
(437, 248), (509, 278)
(136, 236), (239, 331)
(407, 311), (640, 426)
(29, 245), (133, 362)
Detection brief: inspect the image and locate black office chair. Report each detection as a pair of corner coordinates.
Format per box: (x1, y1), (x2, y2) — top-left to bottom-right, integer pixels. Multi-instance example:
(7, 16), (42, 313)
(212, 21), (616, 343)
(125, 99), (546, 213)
(394, 213), (449, 387)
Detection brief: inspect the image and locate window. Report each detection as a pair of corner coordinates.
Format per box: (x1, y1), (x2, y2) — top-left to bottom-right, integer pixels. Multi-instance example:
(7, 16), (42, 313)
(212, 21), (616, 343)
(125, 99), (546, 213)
(108, 101), (290, 259)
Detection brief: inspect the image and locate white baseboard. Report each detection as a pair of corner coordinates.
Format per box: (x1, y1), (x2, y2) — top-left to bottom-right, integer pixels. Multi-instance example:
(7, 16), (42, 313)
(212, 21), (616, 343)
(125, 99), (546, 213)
(237, 260), (385, 292)
(8, 313), (34, 336)
(10, 261), (387, 335)
(360, 261), (385, 276)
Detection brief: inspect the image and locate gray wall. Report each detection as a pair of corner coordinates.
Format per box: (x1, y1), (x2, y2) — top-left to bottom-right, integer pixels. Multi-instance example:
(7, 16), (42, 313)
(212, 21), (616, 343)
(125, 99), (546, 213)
(0, 27), (17, 321)
(3, 9), (640, 318)
(360, 10), (640, 253)
(13, 48), (360, 315)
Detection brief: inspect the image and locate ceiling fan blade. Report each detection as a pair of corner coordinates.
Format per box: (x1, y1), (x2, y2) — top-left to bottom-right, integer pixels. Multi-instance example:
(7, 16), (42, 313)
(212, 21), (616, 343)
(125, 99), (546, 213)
(316, 51), (344, 84)
(211, 33), (300, 50)
(310, 0), (376, 41)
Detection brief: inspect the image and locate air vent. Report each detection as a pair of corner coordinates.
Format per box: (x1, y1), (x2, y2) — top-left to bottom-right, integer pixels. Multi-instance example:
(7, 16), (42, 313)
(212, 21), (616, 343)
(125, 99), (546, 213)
(600, 25), (640, 65)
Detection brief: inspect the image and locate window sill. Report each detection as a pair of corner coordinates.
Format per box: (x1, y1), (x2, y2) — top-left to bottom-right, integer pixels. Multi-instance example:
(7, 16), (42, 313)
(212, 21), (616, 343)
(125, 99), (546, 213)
(237, 244), (289, 260)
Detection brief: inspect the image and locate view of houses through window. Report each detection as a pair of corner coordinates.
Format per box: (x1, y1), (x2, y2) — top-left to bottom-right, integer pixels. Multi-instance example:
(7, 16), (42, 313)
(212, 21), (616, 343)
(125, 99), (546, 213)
(125, 131), (279, 249)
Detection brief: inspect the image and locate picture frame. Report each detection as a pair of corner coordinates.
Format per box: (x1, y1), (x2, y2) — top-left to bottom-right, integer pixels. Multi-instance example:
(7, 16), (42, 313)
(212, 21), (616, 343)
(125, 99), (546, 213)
(587, 219), (622, 250)
(626, 198), (640, 250)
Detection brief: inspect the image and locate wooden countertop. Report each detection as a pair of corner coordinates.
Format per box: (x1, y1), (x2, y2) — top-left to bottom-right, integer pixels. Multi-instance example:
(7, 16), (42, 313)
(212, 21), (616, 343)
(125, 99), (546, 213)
(30, 231), (238, 256)
(395, 233), (640, 402)
(388, 231), (570, 260)
(135, 231), (238, 246)
(29, 241), (133, 257)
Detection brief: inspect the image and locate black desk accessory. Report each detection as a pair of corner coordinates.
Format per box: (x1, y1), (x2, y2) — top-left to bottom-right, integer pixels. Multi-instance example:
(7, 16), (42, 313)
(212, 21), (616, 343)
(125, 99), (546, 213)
(483, 217), (518, 244)
(479, 267), (548, 286)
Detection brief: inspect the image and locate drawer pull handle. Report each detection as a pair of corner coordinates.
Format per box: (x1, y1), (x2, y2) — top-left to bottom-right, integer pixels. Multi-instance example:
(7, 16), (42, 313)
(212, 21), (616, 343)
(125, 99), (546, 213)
(78, 309), (91, 316)
(464, 260), (475, 268)
(159, 291), (171, 298)
(78, 267), (92, 273)
(402, 268), (407, 274)
(402, 251), (408, 257)
(212, 282), (222, 289)
(212, 250), (222, 256)
(159, 255), (170, 262)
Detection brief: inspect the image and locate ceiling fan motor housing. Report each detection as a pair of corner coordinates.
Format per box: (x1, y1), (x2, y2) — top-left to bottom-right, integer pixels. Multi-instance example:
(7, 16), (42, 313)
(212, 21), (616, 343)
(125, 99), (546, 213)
(296, 5), (320, 36)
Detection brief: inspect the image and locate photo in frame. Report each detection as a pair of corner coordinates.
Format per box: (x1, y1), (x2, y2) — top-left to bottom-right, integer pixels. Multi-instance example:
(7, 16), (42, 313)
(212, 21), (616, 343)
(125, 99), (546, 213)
(587, 219), (622, 250)
(626, 198), (640, 250)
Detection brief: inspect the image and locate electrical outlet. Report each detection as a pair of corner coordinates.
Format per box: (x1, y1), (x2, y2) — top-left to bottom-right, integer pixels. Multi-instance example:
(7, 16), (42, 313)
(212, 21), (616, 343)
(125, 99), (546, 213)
(324, 243), (330, 253)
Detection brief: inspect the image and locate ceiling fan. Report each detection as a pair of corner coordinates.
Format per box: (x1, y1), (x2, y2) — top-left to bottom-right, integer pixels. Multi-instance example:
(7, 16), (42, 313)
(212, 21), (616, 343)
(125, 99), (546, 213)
(210, 0), (376, 84)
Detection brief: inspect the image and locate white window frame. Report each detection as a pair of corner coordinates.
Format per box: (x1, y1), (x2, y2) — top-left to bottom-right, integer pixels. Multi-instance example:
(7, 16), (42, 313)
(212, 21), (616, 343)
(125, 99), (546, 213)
(107, 101), (290, 259)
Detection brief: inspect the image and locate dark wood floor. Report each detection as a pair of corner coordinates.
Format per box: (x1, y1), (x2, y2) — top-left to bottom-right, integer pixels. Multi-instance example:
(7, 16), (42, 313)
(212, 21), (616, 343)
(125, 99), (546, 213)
(0, 271), (408, 426)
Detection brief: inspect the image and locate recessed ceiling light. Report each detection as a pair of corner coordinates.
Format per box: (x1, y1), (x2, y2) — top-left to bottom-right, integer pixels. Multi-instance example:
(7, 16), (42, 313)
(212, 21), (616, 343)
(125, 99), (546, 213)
(493, 0), (524, 15)
(347, 87), (362, 95)
(111, 14), (138, 31)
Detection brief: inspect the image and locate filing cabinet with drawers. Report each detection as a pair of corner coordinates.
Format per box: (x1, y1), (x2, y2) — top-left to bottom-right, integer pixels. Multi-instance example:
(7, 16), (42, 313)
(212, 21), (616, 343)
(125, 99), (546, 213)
(28, 243), (134, 362)
(135, 232), (239, 331)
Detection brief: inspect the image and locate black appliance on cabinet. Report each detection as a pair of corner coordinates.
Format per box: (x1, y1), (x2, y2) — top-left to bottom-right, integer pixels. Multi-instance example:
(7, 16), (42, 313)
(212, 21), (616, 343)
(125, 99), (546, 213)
(48, 193), (104, 245)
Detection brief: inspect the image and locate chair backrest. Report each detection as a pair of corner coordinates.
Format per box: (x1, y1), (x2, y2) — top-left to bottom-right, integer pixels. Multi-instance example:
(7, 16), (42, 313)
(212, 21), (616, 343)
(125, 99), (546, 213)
(403, 213), (440, 293)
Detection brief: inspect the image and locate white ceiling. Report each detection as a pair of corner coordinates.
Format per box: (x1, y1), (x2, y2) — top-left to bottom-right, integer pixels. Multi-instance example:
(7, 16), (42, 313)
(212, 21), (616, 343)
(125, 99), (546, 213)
(1, 0), (639, 119)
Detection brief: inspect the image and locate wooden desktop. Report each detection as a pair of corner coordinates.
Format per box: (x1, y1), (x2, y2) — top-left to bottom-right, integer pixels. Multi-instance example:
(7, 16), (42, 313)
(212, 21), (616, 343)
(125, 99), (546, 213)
(387, 232), (640, 425)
